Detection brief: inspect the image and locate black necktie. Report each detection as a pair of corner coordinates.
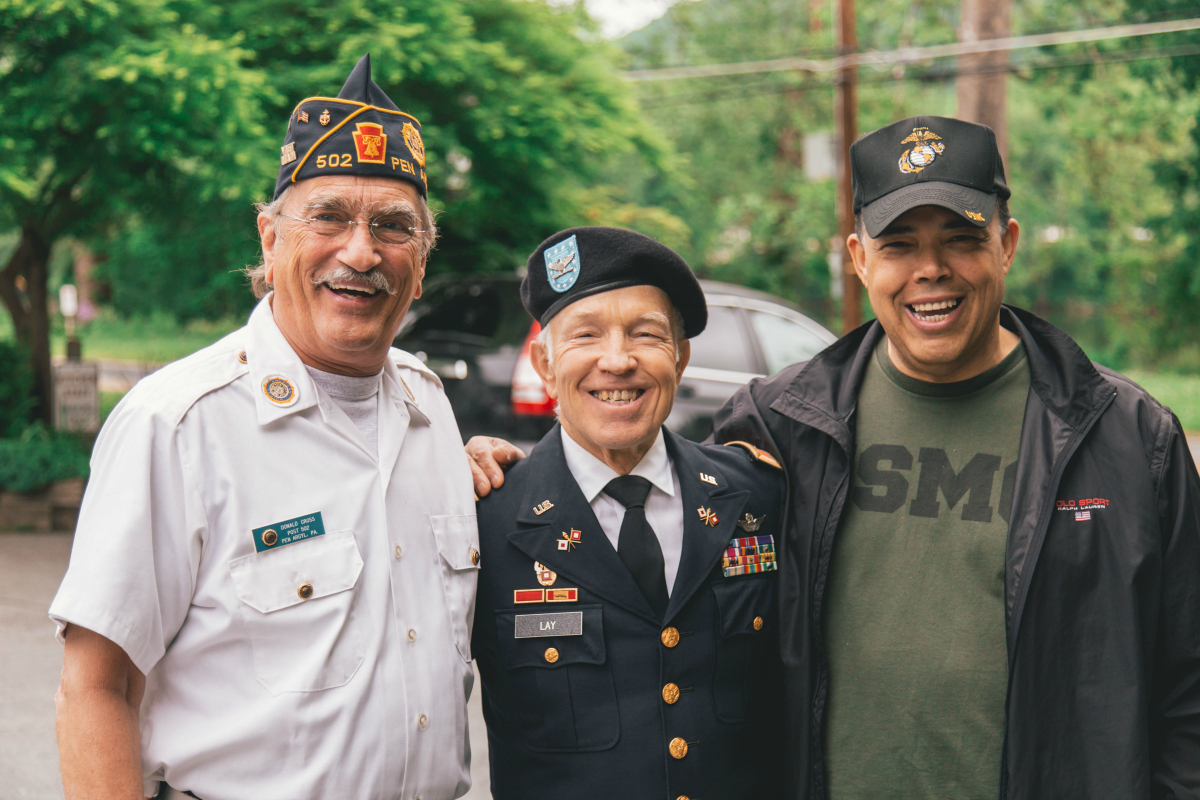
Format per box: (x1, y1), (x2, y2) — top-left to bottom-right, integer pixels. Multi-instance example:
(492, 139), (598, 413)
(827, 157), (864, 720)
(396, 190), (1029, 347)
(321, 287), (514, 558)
(604, 475), (669, 620)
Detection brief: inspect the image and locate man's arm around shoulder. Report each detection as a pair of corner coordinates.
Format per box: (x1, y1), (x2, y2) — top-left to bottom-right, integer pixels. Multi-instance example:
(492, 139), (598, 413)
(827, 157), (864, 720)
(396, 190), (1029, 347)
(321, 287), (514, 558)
(56, 624), (146, 800)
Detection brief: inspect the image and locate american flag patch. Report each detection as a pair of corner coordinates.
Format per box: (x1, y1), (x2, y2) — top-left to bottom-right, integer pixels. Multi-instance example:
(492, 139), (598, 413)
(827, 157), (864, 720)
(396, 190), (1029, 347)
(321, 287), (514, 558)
(723, 535), (778, 577)
(1075, 510), (1091, 521)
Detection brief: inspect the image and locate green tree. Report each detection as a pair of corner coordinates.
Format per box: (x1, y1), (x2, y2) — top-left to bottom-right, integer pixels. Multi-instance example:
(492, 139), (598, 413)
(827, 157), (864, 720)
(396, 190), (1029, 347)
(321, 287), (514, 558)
(0, 0), (272, 421)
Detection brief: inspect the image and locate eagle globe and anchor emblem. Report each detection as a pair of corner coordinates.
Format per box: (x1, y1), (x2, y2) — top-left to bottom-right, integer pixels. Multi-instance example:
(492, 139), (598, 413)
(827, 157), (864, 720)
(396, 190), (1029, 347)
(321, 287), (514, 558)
(898, 127), (945, 174)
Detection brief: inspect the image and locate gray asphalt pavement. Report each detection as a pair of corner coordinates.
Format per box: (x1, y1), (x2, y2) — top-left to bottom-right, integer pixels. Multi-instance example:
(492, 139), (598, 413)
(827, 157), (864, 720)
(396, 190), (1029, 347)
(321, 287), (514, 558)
(0, 533), (493, 800)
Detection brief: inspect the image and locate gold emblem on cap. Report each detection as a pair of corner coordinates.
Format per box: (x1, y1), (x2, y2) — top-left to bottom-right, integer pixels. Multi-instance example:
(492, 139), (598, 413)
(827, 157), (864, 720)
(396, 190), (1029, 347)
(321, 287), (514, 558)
(965, 210), (985, 222)
(534, 561), (557, 587)
(402, 122), (426, 167)
(280, 142), (297, 166)
(262, 374), (299, 407)
(319, 109), (331, 126)
(898, 127), (945, 174)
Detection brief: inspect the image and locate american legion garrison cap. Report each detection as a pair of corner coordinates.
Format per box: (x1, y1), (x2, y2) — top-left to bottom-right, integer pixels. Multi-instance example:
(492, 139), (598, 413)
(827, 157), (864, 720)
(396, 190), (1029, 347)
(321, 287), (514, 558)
(851, 115), (1010, 238)
(521, 227), (708, 339)
(274, 54), (427, 200)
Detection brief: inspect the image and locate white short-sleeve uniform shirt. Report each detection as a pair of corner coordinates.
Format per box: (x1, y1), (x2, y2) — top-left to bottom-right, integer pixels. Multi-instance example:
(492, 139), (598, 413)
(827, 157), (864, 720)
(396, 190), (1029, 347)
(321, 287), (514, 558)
(49, 297), (480, 800)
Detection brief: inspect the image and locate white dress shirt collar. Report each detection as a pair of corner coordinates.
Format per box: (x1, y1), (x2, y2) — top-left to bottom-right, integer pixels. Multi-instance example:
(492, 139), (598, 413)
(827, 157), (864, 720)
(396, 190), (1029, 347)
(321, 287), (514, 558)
(560, 426), (676, 502)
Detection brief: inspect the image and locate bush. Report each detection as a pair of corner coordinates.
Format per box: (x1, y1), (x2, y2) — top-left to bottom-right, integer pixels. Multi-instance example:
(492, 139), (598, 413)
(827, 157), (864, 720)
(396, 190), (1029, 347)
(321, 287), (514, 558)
(0, 424), (90, 493)
(0, 340), (34, 437)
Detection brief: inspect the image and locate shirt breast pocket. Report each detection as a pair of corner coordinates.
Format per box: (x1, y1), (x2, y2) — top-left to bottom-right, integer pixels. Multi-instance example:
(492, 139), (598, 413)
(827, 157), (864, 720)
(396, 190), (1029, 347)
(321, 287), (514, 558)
(710, 576), (775, 723)
(494, 605), (619, 753)
(431, 514), (480, 662)
(229, 530), (365, 695)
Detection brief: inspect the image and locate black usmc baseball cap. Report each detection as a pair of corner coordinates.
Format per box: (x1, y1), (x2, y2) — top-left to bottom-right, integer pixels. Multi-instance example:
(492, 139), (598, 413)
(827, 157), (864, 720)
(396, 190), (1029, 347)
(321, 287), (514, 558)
(852, 115), (1010, 238)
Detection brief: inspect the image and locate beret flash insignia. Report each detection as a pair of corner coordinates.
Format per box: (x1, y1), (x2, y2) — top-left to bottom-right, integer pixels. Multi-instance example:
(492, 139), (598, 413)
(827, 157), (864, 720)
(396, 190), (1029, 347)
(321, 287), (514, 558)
(898, 127), (945, 174)
(544, 234), (581, 293)
(402, 122), (426, 167)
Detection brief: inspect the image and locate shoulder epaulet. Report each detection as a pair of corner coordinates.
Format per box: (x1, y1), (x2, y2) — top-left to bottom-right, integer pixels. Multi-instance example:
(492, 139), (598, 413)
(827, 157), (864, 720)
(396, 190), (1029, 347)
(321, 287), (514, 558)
(723, 440), (782, 469)
(389, 348), (442, 388)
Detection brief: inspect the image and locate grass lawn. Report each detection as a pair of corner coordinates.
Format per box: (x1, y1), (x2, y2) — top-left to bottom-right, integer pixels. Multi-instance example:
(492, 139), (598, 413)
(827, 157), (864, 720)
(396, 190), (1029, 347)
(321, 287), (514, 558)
(1123, 371), (1200, 433)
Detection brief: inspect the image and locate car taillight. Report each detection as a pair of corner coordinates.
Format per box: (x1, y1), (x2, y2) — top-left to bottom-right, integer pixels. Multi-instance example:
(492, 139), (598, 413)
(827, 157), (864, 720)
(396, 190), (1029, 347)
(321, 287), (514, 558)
(511, 321), (557, 416)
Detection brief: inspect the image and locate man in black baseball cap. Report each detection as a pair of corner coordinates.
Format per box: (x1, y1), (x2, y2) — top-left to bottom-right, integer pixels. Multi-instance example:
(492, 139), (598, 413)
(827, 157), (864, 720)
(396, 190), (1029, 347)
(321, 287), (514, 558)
(697, 114), (1200, 798)
(471, 227), (788, 799)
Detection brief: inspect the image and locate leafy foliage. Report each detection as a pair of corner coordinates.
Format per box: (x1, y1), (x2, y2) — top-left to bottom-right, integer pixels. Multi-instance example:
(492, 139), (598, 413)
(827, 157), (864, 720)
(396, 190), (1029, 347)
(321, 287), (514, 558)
(0, 423), (89, 491)
(0, 340), (34, 437)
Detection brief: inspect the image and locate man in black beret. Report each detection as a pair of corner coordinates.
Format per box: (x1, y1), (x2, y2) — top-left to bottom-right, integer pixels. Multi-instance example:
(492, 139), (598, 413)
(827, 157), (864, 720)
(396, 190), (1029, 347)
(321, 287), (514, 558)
(53, 55), (483, 800)
(471, 226), (786, 799)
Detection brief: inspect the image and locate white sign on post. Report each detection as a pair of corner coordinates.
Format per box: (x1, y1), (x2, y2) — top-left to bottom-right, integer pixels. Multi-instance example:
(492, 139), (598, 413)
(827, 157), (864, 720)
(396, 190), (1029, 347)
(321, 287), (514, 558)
(53, 362), (100, 433)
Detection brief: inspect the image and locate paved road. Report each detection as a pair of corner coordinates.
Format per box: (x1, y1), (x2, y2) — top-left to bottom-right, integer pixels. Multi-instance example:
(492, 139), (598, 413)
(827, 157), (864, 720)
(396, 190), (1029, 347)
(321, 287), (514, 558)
(0, 533), (493, 800)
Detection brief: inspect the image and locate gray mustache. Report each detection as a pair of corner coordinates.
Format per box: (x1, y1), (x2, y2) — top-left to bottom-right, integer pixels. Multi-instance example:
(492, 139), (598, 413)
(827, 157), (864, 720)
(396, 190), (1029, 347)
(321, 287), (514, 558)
(310, 265), (397, 296)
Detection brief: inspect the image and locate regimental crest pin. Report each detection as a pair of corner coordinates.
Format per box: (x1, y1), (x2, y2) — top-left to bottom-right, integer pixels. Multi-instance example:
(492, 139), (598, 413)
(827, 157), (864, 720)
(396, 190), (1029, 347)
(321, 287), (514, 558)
(352, 122), (387, 164)
(698, 506), (719, 527)
(737, 512), (764, 532)
(261, 374), (299, 407)
(280, 142), (297, 166)
(533, 500), (555, 516)
(534, 561), (557, 587)
(557, 528), (582, 551)
(544, 234), (581, 293)
(319, 109), (331, 126)
(898, 127), (945, 174)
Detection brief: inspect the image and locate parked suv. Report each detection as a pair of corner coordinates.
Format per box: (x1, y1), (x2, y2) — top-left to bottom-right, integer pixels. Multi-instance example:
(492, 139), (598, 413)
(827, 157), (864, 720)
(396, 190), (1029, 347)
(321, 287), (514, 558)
(394, 274), (837, 442)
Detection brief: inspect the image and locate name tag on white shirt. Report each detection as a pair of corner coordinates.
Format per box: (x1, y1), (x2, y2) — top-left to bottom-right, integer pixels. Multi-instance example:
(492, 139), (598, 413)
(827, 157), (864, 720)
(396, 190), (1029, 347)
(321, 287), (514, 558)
(253, 511), (326, 552)
(515, 612), (583, 638)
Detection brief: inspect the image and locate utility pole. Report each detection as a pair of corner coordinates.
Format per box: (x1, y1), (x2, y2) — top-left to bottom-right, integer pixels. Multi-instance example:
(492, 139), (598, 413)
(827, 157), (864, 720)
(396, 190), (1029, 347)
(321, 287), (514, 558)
(836, 0), (860, 333)
(957, 0), (1011, 163)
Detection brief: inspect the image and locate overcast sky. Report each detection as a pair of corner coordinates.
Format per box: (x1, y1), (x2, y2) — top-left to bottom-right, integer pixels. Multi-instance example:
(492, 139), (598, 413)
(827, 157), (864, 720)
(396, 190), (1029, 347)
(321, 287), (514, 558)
(551, 0), (678, 38)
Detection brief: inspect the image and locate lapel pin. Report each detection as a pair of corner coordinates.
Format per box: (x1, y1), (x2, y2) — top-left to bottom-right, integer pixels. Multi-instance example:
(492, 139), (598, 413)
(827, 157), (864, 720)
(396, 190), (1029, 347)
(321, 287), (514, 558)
(557, 529), (581, 551)
(533, 500), (554, 516)
(737, 512), (764, 532)
(698, 506), (719, 527)
(534, 561), (557, 587)
(298, 110), (310, 123)
(699, 472), (718, 486)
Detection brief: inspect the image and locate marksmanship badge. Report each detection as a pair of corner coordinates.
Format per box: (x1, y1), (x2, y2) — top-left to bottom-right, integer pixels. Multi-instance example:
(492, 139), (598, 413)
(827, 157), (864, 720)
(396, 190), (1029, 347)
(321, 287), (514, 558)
(402, 122), (426, 167)
(544, 234), (581, 293)
(898, 127), (945, 174)
(352, 122), (387, 164)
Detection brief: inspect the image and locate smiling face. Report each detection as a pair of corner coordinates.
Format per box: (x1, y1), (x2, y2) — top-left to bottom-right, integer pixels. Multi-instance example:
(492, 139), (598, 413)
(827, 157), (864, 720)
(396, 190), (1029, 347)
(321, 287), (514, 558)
(257, 175), (427, 376)
(530, 285), (690, 474)
(847, 204), (1021, 383)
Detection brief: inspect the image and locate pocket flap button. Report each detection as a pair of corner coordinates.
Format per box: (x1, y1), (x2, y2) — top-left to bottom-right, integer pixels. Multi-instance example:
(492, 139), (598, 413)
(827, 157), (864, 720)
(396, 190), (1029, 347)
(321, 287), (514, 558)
(297, 582), (314, 600)
(470, 548), (480, 566)
(545, 647), (559, 663)
(753, 616), (764, 631)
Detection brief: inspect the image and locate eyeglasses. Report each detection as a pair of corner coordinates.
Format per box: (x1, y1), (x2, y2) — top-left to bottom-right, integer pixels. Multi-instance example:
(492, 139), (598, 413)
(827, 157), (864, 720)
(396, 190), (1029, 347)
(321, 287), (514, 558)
(279, 211), (425, 246)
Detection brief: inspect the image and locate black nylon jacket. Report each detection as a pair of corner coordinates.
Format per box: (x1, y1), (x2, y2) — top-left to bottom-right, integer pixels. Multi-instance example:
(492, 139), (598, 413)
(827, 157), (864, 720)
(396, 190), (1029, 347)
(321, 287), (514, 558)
(710, 306), (1200, 799)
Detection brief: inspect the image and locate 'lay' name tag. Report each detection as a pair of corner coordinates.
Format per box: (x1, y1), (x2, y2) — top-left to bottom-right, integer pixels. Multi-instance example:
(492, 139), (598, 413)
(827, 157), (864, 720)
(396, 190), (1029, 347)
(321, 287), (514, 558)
(253, 512), (326, 553)
(515, 612), (583, 639)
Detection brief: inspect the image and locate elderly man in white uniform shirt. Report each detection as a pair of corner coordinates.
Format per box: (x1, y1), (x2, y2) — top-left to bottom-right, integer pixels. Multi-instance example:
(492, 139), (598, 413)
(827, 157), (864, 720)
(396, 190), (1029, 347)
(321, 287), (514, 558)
(50, 55), (479, 800)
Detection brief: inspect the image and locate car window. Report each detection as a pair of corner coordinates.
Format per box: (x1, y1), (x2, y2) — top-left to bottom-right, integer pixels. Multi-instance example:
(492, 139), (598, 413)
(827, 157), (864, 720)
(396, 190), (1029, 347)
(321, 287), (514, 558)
(748, 310), (829, 374)
(688, 305), (756, 373)
(404, 281), (529, 347)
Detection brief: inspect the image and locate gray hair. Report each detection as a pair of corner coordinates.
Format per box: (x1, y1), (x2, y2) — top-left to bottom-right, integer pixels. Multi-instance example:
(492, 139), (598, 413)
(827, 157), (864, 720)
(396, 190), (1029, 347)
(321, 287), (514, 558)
(535, 305), (687, 368)
(245, 185), (439, 299)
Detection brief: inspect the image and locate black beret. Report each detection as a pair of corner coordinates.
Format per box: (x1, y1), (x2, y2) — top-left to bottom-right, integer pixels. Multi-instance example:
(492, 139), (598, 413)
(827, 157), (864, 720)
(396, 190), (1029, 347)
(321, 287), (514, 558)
(521, 227), (707, 339)
(274, 54), (427, 200)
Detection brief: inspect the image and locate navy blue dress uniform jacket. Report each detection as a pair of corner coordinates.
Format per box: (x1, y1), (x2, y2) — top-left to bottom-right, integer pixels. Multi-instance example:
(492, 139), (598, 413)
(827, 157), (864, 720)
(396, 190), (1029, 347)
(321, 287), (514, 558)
(472, 425), (787, 800)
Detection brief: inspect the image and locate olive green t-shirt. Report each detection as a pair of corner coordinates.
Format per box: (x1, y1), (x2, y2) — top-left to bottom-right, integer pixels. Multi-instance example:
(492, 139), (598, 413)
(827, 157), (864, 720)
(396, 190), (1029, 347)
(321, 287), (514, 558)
(824, 337), (1030, 799)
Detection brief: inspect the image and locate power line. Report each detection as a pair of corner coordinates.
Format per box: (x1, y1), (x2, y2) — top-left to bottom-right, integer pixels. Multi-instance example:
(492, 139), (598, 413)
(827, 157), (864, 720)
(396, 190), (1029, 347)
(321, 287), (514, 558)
(623, 17), (1200, 82)
(636, 42), (1200, 109)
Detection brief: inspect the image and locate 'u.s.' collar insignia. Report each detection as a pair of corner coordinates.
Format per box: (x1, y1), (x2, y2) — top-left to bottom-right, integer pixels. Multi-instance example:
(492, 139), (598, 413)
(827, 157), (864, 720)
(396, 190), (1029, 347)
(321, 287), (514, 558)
(737, 512), (764, 532)
(557, 528), (582, 551)
(402, 122), (426, 167)
(534, 561), (557, 587)
(699, 472), (717, 486)
(353, 122), (387, 164)
(544, 234), (581, 293)
(319, 109), (331, 126)
(898, 127), (945, 174)
(698, 506), (719, 527)
(533, 500), (554, 516)
(298, 110), (309, 123)
(280, 142), (297, 166)
(262, 374), (299, 407)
